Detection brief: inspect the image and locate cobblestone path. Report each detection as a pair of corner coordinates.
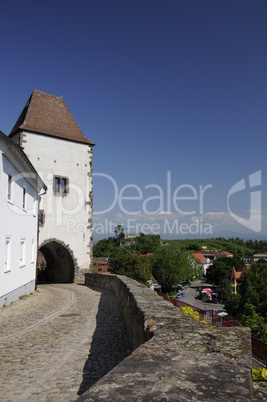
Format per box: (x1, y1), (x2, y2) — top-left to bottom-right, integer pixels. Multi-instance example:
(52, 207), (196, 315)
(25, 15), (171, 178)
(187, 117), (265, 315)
(0, 283), (131, 402)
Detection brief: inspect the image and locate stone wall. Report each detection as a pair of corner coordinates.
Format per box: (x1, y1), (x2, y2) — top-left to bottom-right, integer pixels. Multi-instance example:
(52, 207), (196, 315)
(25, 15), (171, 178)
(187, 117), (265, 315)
(79, 273), (252, 401)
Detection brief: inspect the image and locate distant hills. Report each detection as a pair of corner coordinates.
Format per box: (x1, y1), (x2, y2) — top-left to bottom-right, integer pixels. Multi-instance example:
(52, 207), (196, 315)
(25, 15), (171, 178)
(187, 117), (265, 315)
(93, 235), (267, 256)
(94, 231), (267, 244)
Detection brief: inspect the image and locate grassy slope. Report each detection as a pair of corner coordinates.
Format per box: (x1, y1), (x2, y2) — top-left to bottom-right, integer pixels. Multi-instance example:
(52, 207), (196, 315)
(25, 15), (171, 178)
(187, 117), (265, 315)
(164, 238), (257, 255)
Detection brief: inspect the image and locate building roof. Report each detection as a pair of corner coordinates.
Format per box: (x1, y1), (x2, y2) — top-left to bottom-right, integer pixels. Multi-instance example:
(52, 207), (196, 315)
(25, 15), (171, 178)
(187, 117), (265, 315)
(231, 266), (250, 280)
(253, 253), (267, 257)
(216, 251), (233, 257)
(192, 252), (206, 264)
(0, 130), (47, 192)
(93, 257), (109, 274)
(9, 89), (95, 146)
(202, 250), (233, 258)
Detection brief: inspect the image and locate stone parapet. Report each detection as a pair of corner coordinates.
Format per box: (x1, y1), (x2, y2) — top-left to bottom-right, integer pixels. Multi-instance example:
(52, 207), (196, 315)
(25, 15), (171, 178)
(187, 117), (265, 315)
(80, 273), (252, 401)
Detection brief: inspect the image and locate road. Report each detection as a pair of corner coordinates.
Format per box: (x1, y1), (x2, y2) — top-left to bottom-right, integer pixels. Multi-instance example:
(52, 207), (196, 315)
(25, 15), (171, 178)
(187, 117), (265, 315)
(179, 279), (225, 312)
(0, 283), (131, 402)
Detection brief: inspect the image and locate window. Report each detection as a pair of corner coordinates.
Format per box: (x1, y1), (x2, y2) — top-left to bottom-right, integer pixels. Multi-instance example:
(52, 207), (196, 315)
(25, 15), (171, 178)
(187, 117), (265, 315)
(7, 174), (12, 201)
(55, 176), (61, 193)
(54, 176), (69, 195)
(20, 238), (26, 267)
(61, 178), (67, 194)
(31, 239), (35, 263)
(5, 236), (11, 272)
(22, 187), (26, 209)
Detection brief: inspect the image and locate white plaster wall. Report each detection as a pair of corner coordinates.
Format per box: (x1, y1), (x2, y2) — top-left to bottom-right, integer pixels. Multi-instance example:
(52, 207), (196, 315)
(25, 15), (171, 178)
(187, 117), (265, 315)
(0, 146), (39, 306)
(21, 132), (93, 269)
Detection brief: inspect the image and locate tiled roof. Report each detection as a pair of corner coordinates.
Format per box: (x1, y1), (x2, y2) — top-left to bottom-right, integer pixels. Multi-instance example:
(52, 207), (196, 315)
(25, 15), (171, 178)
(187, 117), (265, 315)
(231, 266), (250, 279)
(93, 258), (109, 273)
(9, 89), (95, 146)
(216, 251), (233, 257)
(203, 251), (233, 258)
(192, 252), (206, 263)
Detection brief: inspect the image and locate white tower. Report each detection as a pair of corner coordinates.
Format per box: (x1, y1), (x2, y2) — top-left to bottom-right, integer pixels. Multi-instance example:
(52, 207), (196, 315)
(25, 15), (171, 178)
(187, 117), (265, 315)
(9, 90), (95, 282)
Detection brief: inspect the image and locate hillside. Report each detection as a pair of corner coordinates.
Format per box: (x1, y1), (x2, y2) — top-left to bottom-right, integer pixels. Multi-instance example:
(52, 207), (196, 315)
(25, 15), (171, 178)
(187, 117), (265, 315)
(93, 235), (267, 257)
(164, 237), (266, 255)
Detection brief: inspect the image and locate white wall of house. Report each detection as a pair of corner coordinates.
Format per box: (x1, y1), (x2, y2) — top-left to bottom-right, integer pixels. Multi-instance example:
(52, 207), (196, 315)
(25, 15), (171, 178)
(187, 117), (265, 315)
(253, 254), (267, 262)
(0, 140), (40, 308)
(21, 132), (93, 272)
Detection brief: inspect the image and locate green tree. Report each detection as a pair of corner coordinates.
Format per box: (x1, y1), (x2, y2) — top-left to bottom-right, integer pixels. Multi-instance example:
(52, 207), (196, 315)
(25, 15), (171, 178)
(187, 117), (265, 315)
(187, 252), (203, 280)
(225, 293), (241, 317)
(151, 249), (180, 292)
(186, 242), (201, 251)
(238, 259), (267, 319)
(108, 250), (152, 286)
(238, 304), (265, 339)
(206, 257), (233, 285)
(134, 233), (161, 254)
(151, 249), (198, 292)
(225, 259), (267, 341)
(218, 279), (232, 303)
(176, 250), (196, 282)
(93, 237), (118, 257)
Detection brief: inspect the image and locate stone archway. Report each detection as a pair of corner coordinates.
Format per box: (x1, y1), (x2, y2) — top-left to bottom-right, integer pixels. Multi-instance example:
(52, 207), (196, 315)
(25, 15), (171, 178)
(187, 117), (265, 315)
(39, 239), (77, 283)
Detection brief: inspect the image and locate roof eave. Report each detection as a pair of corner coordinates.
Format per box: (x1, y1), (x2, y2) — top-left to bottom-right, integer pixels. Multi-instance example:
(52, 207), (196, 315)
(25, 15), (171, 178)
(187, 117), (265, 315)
(10, 127), (95, 146)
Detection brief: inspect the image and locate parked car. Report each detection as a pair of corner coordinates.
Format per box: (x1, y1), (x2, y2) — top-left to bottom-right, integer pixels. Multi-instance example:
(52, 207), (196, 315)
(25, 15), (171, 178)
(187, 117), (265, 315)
(175, 292), (185, 299)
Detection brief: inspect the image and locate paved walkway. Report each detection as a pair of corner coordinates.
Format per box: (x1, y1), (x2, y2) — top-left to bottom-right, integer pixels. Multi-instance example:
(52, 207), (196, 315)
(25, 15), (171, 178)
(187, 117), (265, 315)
(0, 283), (131, 402)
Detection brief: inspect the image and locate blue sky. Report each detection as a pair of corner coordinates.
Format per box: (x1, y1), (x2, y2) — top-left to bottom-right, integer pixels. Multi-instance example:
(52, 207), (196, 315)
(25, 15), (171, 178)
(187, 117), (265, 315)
(1, 0), (267, 239)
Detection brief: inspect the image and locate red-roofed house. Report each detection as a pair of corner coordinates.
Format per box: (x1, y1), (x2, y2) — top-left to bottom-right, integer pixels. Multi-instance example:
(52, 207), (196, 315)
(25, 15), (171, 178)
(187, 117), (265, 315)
(192, 252), (206, 264)
(93, 257), (109, 274)
(192, 252), (213, 275)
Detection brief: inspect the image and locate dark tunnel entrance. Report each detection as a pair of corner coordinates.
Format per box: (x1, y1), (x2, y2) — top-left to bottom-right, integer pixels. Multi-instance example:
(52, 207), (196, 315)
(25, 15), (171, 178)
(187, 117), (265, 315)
(38, 240), (75, 283)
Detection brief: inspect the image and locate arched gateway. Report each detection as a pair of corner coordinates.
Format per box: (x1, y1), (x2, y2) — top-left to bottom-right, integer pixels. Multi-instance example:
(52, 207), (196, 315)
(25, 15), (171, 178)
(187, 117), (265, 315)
(39, 240), (77, 283)
(9, 90), (95, 281)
